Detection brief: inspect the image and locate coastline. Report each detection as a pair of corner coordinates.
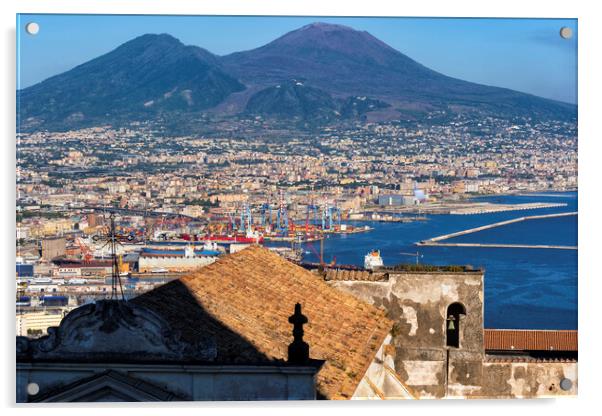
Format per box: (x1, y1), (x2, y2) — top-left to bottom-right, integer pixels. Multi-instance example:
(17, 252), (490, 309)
(299, 191), (578, 329)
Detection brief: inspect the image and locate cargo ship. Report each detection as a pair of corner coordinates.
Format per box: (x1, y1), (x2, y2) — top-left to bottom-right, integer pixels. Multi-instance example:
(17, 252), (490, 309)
(177, 230), (264, 244)
(200, 233), (264, 244)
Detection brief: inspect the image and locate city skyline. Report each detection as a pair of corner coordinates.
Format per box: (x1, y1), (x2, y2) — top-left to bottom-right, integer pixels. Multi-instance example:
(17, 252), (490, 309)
(17, 15), (577, 103)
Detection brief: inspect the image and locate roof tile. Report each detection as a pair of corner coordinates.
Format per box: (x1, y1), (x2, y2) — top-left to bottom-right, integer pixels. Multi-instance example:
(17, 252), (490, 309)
(133, 245), (393, 399)
(484, 329), (577, 351)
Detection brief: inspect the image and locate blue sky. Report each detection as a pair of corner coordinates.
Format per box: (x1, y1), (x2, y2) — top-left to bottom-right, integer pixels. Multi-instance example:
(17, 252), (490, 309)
(16, 15), (577, 104)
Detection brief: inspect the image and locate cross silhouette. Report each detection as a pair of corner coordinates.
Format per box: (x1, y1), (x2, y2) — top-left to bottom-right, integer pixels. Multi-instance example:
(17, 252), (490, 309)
(288, 303), (309, 364)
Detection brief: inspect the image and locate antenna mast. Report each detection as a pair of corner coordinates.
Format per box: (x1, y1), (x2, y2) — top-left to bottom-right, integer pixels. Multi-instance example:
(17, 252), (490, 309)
(106, 213), (125, 300)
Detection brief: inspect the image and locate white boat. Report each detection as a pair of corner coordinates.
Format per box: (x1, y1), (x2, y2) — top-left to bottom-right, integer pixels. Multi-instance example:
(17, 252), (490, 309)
(245, 229), (263, 243)
(202, 241), (219, 251)
(66, 278), (88, 285)
(364, 250), (384, 270)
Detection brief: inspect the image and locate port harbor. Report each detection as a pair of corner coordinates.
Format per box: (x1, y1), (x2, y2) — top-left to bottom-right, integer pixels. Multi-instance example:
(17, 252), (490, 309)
(417, 211), (578, 249)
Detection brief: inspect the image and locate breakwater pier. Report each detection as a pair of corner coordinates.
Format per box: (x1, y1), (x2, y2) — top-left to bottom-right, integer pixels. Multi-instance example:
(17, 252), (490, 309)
(417, 212), (577, 250)
(447, 202), (567, 215)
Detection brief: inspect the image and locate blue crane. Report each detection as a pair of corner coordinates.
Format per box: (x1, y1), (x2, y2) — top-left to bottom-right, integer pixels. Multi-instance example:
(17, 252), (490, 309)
(277, 206), (289, 234)
(321, 205), (341, 230)
(260, 203), (273, 227)
(240, 204), (253, 233)
(306, 204), (320, 232)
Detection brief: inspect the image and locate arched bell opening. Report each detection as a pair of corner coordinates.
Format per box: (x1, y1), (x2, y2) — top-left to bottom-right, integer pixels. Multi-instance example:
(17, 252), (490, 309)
(446, 302), (466, 348)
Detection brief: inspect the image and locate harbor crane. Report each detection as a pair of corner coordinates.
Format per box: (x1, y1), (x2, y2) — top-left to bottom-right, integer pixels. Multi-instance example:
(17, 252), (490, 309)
(239, 203), (253, 233)
(276, 190), (289, 235)
(75, 237), (94, 263)
(321, 205), (342, 231)
(260, 203), (273, 227)
(305, 204), (320, 233)
(400, 251), (423, 265)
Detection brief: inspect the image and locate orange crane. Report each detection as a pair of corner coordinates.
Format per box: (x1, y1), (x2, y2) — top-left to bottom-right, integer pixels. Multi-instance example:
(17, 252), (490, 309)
(76, 237), (94, 263)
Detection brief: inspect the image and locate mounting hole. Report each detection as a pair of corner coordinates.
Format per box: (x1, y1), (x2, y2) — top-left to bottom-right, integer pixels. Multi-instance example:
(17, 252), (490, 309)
(25, 22), (40, 36)
(559, 27), (573, 39)
(27, 382), (39, 395)
(560, 378), (573, 391)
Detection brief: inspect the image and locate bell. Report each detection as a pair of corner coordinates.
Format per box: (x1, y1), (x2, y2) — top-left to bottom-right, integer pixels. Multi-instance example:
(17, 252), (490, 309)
(447, 315), (456, 330)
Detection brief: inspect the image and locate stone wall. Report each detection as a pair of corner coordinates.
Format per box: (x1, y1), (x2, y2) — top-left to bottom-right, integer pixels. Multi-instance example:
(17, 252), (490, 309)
(328, 270), (485, 398)
(475, 361), (577, 398)
(17, 363), (318, 402)
(351, 334), (415, 399)
(328, 271), (578, 399)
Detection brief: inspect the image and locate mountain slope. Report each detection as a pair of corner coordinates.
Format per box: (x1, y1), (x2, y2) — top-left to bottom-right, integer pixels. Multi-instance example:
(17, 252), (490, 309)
(245, 80), (338, 121)
(18, 34), (245, 129)
(223, 22), (575, 120)
(339, 96), (391, 119)
(245, 81), (393, 123)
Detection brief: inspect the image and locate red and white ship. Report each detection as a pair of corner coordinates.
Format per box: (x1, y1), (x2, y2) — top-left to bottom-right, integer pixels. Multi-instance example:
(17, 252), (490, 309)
(199, 230), (264, 244)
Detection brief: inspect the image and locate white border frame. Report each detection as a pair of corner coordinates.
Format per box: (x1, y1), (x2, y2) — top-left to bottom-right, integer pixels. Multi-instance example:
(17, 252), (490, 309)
(2, 1), (600, 415)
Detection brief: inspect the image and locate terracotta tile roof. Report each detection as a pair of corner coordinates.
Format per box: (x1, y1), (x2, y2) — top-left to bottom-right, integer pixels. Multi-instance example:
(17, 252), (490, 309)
(133, 245), (393, 400)
(484, 329), (577, 352)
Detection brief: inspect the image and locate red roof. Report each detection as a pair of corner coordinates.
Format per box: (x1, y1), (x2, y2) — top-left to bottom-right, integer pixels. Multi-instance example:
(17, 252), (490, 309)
(54, 259), (112, 268)
(484, 329), (577, 351)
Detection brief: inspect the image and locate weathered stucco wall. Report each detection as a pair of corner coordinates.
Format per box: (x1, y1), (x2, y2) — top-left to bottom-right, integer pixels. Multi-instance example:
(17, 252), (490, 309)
(329, 271), (485, 398)
(475, 361), (577, 398)
(352, 334), (414, 399)
(328, 271), (577, 399)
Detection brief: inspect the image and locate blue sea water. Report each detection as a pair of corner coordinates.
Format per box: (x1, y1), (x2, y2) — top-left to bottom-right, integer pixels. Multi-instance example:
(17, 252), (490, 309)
(298, 192), (578, 330)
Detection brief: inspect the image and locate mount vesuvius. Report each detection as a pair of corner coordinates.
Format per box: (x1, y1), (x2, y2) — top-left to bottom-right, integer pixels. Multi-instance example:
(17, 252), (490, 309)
(18, 22), (576, 131)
